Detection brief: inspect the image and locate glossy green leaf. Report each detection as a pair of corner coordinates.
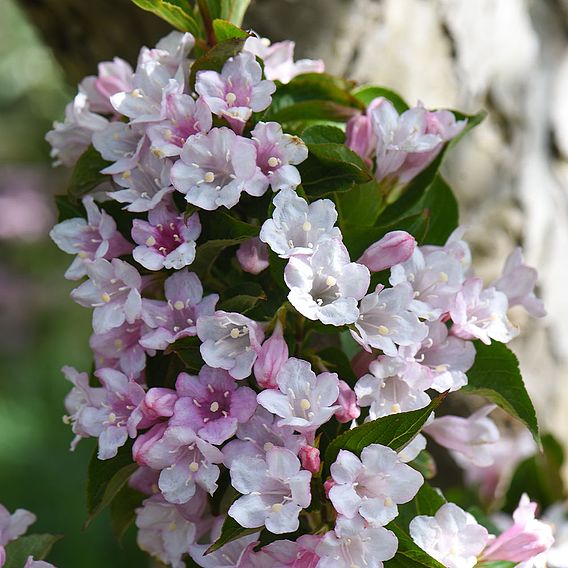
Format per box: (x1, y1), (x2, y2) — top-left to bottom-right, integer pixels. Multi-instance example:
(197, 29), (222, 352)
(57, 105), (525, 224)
(110, 484), (145, 542)
(301, 124), (346, 145)
(130, 0), (200, 35)
(4, 534), (62, 568)
(212, 18), (249, 41)
(385, 524), (445, 568)
(55, 194), (86, 222)
(219, 282), (266, 314)
(323, 393), (446, 475)
(169, 336), (204, 374)
(335, 180), (385, 228)
(463, 341), (540, 443)
(352, 85), (409, 113)
(68, 145), (111, 201)
(86, 442), (137, 526)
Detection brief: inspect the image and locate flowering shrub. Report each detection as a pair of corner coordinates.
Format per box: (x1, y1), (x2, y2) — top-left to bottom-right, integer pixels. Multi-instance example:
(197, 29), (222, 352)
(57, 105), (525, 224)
(10, 0), (564, 567)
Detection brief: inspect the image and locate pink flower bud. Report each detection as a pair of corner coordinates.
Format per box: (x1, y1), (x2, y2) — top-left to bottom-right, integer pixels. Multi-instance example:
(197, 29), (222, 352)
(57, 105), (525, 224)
(299, 445), (321, 474)
(132, 422), (168, 466)
(346, 115), (375, 162)
(358, 231), (416, 273)
(481, 494), (554, 563)
(236, 237), (270, 275)
(323, 478), (335, 498)
(334, 380), (360, 423)
(141, 387), (178, 422)
(254, 321), (289, 389)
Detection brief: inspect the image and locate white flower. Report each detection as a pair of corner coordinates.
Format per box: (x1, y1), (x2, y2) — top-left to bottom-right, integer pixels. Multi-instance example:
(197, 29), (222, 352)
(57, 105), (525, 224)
(257, 357), (340, 434)
(352, 282), (428, 355)
(410, 503), (489, 568)
(316, 516), (398, 568)
(228, 447), (311, 534)
(329, 445), (423, 526)
(285, 238), (370, 326)
(259, 188), (341, 258)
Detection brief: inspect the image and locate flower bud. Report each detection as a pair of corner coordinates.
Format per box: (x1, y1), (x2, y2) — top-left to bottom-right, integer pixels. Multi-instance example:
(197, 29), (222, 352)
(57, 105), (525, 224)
(481, 494), (554, 563)
(134, 387), (178, 430)
(254, 321), (289, 389)
(299, 445), (321, 474)
(358, 231), (416, 273)
(323, 478), (335, 498)
(236, 237), (270, 275)
(346, 115), (375, 162)
(133, 422), (168, 466)
(334, 380), (360, 423)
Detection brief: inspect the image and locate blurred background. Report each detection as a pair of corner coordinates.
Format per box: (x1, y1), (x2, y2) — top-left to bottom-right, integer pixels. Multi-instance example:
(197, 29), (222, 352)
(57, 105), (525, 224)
(1, 0), (567, 565)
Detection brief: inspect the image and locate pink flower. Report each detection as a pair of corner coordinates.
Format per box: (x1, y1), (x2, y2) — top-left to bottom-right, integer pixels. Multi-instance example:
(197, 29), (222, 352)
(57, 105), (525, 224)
(50, 195), (132, 280)
(262, 534), (322, 567)
(345, 98), (383, 163)
(299, 445), (321, 474)
(236, 237), (270, 275)
(0, 505), (36, 567)
(171, 366), (257, 445)
(334, 380), (360, 423)
(358, 231), (416, 273)
(481, 494), (554, 563)
(196, 51), (275, 133)
(24, 557), (56, 568)
(132, 200), (201, 271)
(423, 405), (500, 467)
(253, 321), (289, 389)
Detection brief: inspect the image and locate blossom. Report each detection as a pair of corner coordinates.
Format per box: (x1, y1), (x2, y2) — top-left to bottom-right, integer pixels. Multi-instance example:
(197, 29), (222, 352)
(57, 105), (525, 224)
(0, 505), (36, 567)
(257, 357), (340, 435)
(390, 247), (466, 320)
(450, 278), (518, 344)
(253, 321), (289, 389)
(410, 503), (489, 568)
(352, 283), (428, 356)
(358, 231), (416, 273)
(345, 97), (384, 162)
(355, 357), (431, 420)
(481, 494), (554, 563)
(24, 558), (56, 568)
(45, 92), (108, 167)
(49, 195), (132, 280)
(423, 405), (500, 467)
(133, 422), (223, 504)
(492, 247), (546, 318)
(316, 516), (398, 568)
(259, 188), (341, 258)
(334, 380), (360, 423)
(170, 127), (268, 210)
(251, 122), (308, 191)
(172, 366), (257, 445)
(70, 258), (142, 335)
(195, 51), (275, 133)
(244, 36), (324, 84)
(138, 31), (195, 75)
(285, 238), (370, 326)
(329, 445), (423, 526)
(299, 445), (321, 475)
(147, 94), (212, 157)
(236, 237), (270, 275)
(196, 311), (264, 379)
(135, 492), (205, 568)
(222, 407), (305, 468)
(110, 146), (173, 212)
(189, 528), (260, 568)
(228, 447), (312, 534)
(140, 270), (218, 350)
(92, 121), (144, 174)
(132, 201), (201, 270)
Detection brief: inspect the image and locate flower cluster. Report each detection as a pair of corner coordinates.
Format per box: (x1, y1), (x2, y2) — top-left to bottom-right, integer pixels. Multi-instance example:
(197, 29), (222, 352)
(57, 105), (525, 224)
(46, 12), (553, 568)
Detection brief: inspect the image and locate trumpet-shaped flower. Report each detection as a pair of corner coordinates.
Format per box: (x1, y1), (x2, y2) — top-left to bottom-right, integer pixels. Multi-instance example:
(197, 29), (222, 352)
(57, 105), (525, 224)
(132, 200), (201, 270)
(171, 127), (268, 210)
(410, 503), (489, 568)
(285, 238), (370, 326)
(329, 445), (423, 526)
(228, 447), (312, 534)
(236, 237), (270, 275)
(260, 188), (341, 258)
(257, 357), (340, 434)
(49, 195), (132, 280)
(196, 311), (264, 380)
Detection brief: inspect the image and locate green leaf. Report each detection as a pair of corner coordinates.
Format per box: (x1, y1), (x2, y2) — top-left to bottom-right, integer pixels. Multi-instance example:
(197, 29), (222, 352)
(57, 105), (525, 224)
(68, 145), (111, 201)
(335, 180), (385, 228)
(205, 513), (258, 553)
(463, 341), (540, 443)
(55, 194), (86, 222)
(385, 524), (445, 568)
(219, 282), (266, 314)
(409, 450), (437, 480)
(220, 0), (251, 26)
(4, 534), (62, 568)
(169, 336), (205, 374)
(86, 442), (137, 526)
(212, 18), (249, 41)
(503, 433), (566, 513)
(299, 143), (373, 197)
(396, 482), (446, 530)
(352, 85), (409, 113)
(313, 346), (357, 386)
(301, 124), (346, 145)
(110, 484), (145, 542)
(323, 393), (446, 475)
(189, 36), (247, 89)
(130, 0), (201, 35)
